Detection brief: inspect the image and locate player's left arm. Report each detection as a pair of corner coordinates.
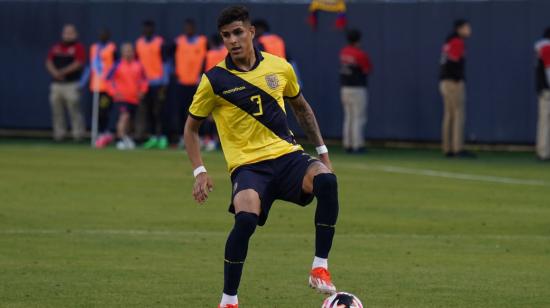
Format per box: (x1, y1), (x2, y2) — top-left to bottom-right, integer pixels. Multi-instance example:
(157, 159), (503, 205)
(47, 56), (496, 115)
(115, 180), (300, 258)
(287, 94), (332, 171)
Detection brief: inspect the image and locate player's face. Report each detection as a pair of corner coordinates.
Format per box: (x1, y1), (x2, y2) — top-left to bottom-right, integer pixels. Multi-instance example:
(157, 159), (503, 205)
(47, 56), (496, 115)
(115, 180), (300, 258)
(219, 21), (255, 61)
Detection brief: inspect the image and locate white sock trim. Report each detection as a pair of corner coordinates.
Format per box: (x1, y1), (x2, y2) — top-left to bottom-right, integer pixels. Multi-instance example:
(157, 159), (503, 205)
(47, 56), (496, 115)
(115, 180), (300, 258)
(221, 293), (238, 305)
(312, 256), (328, 269)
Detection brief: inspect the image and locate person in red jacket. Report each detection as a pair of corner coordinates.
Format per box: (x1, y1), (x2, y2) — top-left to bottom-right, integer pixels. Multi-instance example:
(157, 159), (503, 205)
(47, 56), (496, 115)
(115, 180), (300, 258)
(45, 24), (86, 142)
(439, 19), (474, 158)
(339, 29), (372, 153)
(96, 43), (148, 150)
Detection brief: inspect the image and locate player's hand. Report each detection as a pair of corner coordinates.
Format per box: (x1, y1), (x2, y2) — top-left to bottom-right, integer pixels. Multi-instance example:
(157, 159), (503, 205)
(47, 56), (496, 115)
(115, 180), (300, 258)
(319, 153), (333, 172)
(193, 172), (214, 204)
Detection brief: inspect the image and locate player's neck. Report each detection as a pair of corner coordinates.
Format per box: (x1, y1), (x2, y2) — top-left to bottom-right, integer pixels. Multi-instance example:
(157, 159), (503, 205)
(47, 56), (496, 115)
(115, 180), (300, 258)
(231, 49), (257, 71)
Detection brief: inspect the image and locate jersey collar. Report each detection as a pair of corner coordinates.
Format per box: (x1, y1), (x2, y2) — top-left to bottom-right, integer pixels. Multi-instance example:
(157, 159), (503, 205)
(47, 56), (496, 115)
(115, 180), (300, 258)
(225, 47), (264, 72)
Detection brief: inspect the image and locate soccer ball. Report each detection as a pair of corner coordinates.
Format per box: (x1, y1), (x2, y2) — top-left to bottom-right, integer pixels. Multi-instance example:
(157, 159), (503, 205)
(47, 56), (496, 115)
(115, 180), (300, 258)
(321, 291), (364, 308)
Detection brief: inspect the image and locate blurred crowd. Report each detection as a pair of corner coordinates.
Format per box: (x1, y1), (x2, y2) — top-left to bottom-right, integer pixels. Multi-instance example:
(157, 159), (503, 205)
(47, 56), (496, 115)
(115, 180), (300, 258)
(46, 18), (550, 161)
(45, 19), (286, 151)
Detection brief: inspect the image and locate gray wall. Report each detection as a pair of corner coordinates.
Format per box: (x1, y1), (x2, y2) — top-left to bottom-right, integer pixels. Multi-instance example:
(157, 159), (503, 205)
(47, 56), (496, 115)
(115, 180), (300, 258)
(0, 0), (548, 143)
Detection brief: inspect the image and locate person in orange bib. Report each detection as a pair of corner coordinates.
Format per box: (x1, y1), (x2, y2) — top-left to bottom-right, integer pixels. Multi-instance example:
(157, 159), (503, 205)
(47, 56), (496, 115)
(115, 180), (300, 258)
(96, 43), (148, 150)
(200, 33), (228, 151)
(135, 20), (170, 149)
(205, 33), (228, 71)
(88, 29), (117, 132)
(174, 19), (208, 146)
(252, 19), (286, 59)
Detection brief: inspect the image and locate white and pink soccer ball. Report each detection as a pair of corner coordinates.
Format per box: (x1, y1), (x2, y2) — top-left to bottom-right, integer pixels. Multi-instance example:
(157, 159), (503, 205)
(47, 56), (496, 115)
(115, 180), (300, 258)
(321, 292), (364, 308)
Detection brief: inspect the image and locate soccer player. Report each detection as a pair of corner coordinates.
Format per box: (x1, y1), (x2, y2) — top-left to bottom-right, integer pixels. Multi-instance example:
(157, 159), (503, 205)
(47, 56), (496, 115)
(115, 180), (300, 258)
(183, 6), (339, 308)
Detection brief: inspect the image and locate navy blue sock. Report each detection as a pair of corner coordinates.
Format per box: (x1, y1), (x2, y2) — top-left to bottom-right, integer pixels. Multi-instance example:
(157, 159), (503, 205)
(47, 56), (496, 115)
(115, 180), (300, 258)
(313, 173), (339, 259)
(223, 212), (258, 296)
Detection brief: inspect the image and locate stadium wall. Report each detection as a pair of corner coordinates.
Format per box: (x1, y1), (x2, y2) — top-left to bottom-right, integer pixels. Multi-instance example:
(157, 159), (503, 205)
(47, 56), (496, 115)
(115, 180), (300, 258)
(0, 0), (548, 144)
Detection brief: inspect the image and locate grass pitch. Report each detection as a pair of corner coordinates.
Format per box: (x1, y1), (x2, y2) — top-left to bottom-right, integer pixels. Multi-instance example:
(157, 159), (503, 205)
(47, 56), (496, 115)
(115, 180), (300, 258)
(1, 141), (549, 307)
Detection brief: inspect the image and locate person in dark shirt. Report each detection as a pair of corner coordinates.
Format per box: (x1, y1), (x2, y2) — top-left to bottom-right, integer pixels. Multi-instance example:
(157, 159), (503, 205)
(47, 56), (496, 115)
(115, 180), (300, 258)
(339, 29), (371, 153)
(45, 24), (86, 141)
(534, 27), (550, 161)
(439, 19), (475, 158)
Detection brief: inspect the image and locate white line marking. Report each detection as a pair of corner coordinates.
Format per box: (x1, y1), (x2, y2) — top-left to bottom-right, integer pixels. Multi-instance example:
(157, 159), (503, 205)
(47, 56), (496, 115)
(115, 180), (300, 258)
(342, 164), (549, 187)
(1, 229), (549, 240)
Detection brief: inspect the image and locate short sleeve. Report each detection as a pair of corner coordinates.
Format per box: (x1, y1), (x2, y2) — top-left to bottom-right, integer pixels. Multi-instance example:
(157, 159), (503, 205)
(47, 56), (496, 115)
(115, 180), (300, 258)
(47, 45), (55, 61)
(283, 62), (301, 99)
(446, 38), (465, 62)
(75, 43), (86, 64)
(189, 74), (216, 119)
(541, 45), (550, 68)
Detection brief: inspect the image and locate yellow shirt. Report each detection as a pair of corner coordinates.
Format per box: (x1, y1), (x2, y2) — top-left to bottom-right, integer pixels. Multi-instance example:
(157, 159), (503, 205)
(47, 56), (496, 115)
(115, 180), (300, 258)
(189, 49), (303, 173)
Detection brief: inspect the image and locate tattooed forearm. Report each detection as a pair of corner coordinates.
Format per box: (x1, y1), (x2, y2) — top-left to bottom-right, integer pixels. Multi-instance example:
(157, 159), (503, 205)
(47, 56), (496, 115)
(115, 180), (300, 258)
(288, 94), (324, 146)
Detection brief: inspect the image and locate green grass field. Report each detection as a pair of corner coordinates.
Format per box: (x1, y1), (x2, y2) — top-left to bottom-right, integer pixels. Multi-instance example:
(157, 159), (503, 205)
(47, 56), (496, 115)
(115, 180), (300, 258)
(1, 141), (549, 307)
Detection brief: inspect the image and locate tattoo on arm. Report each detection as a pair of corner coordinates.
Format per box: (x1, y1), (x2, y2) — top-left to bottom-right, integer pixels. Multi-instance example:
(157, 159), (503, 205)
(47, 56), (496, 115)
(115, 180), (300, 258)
(288, 94), (324, 146)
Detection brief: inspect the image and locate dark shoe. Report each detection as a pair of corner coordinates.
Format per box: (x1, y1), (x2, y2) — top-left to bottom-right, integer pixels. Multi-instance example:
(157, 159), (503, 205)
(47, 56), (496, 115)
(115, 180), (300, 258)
(444, 152), (455, 158)
(455, 150), (477, 158)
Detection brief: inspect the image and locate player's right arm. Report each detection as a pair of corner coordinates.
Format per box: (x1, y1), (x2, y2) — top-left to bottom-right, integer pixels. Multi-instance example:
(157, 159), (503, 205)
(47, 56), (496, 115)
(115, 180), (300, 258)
(184, 116), (214, 204)
(184, 74), (216, 204)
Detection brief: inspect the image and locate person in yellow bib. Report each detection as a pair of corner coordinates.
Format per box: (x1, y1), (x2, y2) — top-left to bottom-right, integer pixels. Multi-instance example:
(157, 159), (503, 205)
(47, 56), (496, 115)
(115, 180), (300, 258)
(183, 6), (340, 308)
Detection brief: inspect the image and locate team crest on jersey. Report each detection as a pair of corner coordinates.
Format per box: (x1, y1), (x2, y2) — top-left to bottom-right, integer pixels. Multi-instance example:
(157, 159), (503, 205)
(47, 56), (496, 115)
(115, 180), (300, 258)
(265, 74), (279, 89)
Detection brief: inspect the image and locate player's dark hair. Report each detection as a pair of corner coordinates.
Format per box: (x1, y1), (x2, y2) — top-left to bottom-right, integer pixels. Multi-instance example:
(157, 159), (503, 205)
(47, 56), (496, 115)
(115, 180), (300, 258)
(346, 29), (361, 44)
(252, 19), (270, 32)
(217, 6), (250, 30)
(543, 27), (550, 39)
(453, 19), (468, 31)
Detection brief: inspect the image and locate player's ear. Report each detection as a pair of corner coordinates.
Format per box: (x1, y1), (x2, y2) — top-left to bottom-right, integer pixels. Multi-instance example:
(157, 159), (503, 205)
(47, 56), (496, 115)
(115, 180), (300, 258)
(250, 25), (256, 40)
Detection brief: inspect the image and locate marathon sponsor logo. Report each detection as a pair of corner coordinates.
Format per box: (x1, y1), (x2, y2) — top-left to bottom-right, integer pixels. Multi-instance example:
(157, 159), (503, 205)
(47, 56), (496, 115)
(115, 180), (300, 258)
(223, 86), (246, 95)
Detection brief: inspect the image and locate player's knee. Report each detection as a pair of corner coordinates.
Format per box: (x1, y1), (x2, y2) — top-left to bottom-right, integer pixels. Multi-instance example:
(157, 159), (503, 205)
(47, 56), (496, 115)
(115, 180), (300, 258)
(234, 212), (259, 235)
(313, 173), (338, 198)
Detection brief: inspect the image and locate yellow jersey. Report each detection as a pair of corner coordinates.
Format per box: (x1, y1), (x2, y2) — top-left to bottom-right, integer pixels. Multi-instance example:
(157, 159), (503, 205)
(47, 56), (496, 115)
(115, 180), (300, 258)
(189, 49), (303, 173)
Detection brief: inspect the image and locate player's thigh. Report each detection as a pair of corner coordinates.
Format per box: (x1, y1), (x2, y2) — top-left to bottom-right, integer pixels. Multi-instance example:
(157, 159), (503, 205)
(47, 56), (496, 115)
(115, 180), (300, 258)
(233, 189), (261, 215)
(302, 161), (332, 194)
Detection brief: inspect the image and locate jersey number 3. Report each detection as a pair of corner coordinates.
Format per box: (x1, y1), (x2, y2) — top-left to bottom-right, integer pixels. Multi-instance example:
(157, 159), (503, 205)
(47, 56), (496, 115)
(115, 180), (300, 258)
(251, 95), (263, 116)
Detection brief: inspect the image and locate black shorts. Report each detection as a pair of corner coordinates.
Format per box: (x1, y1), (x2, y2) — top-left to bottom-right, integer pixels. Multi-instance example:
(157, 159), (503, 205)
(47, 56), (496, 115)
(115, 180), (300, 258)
(229, 150), (318, 226)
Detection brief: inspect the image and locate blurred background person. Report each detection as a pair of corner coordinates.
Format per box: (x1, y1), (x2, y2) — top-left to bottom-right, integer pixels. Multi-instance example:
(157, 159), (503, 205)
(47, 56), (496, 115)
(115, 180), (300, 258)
(96, 43), (148, 150)
(339, 29), (371, 154)
(84, 28), (117, 133)
(174, 19), (207, 147)
(534, 27), (550, 161)
(197, 33), (228, 152)
(135, 20), (170, 149)
(439, 19), (475, 158)
(253, 19), (286, 59)
(45, 24), (86, 142)
(205, 33), (227, 71)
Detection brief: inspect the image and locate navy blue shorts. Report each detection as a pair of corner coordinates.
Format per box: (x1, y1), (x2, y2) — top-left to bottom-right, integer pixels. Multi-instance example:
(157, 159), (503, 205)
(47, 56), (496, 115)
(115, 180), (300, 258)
(229, 150), (319, 226)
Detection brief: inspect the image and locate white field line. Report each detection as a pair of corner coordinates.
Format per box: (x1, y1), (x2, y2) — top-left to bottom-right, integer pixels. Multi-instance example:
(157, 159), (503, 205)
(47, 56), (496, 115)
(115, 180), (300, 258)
(341, 163), (549, 187)
(1, 229), (549, 241)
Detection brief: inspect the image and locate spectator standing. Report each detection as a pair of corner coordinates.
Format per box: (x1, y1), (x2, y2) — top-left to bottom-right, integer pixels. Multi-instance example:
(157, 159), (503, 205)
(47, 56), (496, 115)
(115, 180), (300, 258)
(253, 19), (286, 59)
(96, 43), (148, 150)
(88, 29), (117, 133)
(205, 33), (228, 72)
(199, 34), (228, 151)
(439, 19), (475, 158)
(45, 24), (86, 142)
(534, 27), (550, 161)
(174, 19), (207, 145)
(339, 29), (371, 153)
(135, 20), (170, 149)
